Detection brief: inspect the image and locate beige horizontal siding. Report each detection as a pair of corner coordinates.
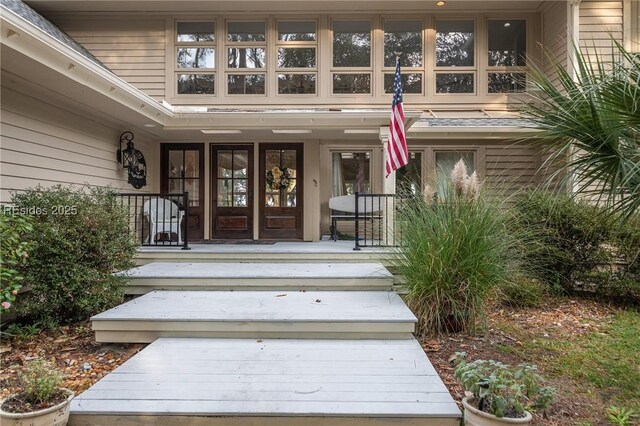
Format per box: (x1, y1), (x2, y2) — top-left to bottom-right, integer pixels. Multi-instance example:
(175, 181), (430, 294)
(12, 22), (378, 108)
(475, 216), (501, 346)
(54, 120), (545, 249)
(580, 0), (624, 55)
(0, 86), (157, 203)
(484, 143), (541, 192)
(542, 1), (568, 87)
(51, 17), (166, 101)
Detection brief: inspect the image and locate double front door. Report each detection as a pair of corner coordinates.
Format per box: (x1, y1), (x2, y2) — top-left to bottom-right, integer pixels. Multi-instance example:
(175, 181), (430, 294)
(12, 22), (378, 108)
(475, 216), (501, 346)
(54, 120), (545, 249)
(212, 143), (303, 240)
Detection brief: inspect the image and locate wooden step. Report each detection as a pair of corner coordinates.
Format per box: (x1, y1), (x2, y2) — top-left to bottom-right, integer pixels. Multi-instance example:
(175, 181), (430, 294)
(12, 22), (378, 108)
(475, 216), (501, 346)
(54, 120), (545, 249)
(121, 262), (394, 294)
(69, 338), (461, 426)
(135, 242), (394, 266)
(92, 291), (416, 343)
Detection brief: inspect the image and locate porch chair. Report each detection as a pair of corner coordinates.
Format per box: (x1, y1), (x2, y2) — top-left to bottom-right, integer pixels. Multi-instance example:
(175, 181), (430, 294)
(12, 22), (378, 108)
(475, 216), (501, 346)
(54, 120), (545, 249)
(142, 198), (185, 244)
(329, 194), (382, 242)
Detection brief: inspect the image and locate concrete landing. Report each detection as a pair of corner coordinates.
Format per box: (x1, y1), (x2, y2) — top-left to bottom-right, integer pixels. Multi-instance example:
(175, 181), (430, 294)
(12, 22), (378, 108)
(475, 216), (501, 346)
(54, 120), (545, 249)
(69, 338), (461, 426)
(120, 262), (393, 294)
(92, 290), (417, 342)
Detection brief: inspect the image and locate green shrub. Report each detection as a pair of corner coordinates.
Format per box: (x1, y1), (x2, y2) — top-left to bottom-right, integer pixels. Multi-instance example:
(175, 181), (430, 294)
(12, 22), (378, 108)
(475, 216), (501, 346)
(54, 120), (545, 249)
(513, 191), (611, 292)
(10, 185), (137, 326)
(498, 276), (547, 308)
(0, 210), (33, 312)
(394, 160), (518, 336)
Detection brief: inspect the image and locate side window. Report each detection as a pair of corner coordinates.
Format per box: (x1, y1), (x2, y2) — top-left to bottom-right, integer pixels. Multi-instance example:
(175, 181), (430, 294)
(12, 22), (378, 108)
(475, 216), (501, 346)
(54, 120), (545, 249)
(434, 151), (475, 197)
(175, 21), (216, 95)
(396, 152), (422, 195)
(332, 152), (371, 195)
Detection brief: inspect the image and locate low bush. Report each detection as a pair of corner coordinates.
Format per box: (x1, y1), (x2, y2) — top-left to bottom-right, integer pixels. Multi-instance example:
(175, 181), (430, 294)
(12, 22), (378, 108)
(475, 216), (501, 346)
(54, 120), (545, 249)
(394, 160), (519, 336)
(513, 191), (611, 292)
(498, 276), (547, 308)
(10, 185), (137, 326)
(0, 210), (33, 313)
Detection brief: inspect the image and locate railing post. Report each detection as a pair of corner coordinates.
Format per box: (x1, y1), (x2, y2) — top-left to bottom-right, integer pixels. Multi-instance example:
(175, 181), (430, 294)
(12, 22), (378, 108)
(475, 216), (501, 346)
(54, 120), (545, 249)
(353, 192), (361, 251)
(182, 191), (190, 250)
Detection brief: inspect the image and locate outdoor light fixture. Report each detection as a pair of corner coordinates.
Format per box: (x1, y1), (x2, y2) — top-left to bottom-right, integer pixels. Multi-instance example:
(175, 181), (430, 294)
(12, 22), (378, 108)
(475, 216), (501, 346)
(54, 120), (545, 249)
(436, 1), (446, 6)
(116, 131), (147, 189)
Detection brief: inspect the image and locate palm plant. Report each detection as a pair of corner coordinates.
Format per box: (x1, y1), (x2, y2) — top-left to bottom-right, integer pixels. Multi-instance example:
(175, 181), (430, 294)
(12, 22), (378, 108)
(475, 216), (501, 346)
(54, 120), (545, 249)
(523, 40), (640, 220)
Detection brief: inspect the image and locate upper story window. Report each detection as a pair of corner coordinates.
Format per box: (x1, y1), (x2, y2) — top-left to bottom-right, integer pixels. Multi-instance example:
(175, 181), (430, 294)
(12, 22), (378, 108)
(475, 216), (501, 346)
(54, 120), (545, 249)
(383, 20), (423, 94)
(332, 21), (372, 94)
(175, 21), (216, 95)
(276, 21), (318, 95)
(435, 20), (475, 94)
(487, 19), (527, 93)
(226, 21), (266, 95)
(632, 0), (640, 52)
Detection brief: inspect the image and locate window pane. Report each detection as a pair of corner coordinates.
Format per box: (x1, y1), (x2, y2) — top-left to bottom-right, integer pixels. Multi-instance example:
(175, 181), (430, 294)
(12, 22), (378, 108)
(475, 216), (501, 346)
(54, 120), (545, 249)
(278, 74), (316, 94)
(227, 48), (266, 68)
(177, 48), (214, 68)
(332, 74), (371, 94)
(184, 151), (199, 178)
(436, 73), (474, 93)
(168, 151), (183, 177)
(177, 22), (215, 42)
(332, 152), (370, 196)
(435, 151), (475, 197)
(384, 73), (422, 94)
(169, 179), (182, 193)
(217, 150), (233, 177)
(488, 20), (526, 66)
(177, 74), (214, 94)
(384, 21), (423, 67)
(278, 21), (316, 41)
(396, 152), (422, 195)
(184, 179), (200, 206)
(278, 48), (316, 68)
(218, 179), (232, 207)
(233, 179), (248, 207)
(283, 150), (297, 170)
(228, 21), (265, 42)
(488, 72), (526, 93)
(227, 74), (265, 94)
(333, 21), (371, 67)
(436, 20), (474, 67)
(266, 150), (280, 170)
(233, 151), (248, 178)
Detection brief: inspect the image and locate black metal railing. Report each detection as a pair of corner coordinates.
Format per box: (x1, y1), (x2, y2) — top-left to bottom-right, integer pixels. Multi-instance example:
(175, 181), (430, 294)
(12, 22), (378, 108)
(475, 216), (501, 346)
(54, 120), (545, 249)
(118, 192), (190, 250)
(353, 192), (410, 250)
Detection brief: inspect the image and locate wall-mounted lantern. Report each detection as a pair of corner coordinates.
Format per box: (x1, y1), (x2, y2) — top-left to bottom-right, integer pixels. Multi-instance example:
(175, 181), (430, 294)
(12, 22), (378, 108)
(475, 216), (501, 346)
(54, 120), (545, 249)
(116, 131), (147, 189)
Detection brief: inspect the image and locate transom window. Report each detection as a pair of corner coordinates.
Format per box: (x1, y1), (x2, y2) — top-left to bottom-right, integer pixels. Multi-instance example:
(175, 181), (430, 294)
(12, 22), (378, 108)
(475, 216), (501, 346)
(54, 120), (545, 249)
(226, 21), (267, 95)
(175, 21), (216, 95)
(276, 21), (318, 95)
(172, 16), (533, 99)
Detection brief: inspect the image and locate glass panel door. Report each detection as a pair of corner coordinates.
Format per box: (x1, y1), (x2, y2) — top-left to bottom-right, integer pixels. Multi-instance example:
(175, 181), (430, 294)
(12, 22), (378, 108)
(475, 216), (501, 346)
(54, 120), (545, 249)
(259, 144), (303, 240)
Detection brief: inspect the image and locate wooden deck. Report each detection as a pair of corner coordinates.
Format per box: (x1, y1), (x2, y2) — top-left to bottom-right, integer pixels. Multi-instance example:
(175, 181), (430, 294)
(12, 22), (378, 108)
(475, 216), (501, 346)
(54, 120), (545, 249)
(69, 338), (461, 426)
(91, 290), (416, 342)
(121, 262), (393, 294)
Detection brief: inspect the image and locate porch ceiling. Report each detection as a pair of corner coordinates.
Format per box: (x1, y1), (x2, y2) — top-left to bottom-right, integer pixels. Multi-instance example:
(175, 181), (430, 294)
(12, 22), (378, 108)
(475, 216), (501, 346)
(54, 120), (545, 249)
(26, 0), (547, 13)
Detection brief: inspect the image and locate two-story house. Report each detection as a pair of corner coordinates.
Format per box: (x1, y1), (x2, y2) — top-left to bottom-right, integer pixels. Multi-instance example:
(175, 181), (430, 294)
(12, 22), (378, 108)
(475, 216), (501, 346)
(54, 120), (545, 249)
(1, 0), (638, 242)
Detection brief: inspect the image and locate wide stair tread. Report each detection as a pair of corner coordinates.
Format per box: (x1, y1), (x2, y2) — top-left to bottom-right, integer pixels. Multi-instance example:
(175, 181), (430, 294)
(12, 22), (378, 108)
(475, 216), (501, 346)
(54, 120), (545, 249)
(121, 262), (394, 294)
(92, 290), (417, 342)
(69, 338), (461, 425)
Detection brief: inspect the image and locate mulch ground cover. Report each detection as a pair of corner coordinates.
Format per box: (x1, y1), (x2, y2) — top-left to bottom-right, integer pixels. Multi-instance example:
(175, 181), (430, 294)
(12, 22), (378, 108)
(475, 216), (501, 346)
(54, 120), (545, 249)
(1, 298), (635, 426)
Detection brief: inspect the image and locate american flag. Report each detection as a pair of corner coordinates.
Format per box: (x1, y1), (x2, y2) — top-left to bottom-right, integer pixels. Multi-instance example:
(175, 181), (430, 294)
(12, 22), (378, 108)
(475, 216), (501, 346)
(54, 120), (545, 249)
(386, 58), (409, 177)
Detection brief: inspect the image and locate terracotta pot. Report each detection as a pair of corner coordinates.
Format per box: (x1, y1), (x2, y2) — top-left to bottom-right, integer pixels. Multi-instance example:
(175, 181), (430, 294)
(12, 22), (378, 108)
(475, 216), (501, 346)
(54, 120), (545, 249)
(462, 397), (532, 426)
(0, 389), (74, 426)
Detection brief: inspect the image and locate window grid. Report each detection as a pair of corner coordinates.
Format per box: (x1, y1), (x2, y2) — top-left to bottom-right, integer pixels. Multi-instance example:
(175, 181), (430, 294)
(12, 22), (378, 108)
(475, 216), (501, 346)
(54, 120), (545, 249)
(275, 20), (318, 96)
(225, 20), (268, 96)
(175, 20), (216, 96)
(382, 19), (425, 95)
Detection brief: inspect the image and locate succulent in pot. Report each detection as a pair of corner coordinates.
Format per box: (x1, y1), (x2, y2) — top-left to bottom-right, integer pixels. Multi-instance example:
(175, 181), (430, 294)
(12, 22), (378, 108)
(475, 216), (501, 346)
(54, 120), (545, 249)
(0, 359), (74, 426)
(451, 352), (554, 425)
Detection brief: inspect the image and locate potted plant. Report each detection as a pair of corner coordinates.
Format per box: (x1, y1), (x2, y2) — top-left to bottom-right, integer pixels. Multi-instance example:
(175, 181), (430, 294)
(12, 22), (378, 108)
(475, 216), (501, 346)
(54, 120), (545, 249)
(0, 359), (74, 426)
(452, 352), (554, 425)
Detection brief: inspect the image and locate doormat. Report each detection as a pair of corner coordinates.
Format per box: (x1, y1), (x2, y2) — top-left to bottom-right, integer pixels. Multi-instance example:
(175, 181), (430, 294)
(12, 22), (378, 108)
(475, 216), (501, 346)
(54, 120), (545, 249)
(192, 240), (276, 245)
